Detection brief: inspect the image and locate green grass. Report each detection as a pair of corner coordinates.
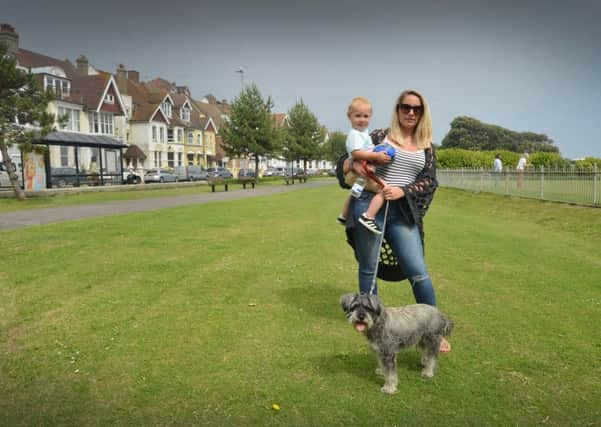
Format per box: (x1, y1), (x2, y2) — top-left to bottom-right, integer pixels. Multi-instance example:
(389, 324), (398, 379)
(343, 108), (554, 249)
(1, 186), (600, 426)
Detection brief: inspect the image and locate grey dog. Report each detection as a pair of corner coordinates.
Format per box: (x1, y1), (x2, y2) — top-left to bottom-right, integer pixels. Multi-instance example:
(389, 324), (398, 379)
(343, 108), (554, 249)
(340, 293), (453, 394)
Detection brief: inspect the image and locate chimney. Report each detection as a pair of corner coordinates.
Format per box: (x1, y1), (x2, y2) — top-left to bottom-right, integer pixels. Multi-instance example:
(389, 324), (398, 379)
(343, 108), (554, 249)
(0, 24), (19, 56)
(76, 54), (89, 75)
(115, 64), (127, 92)
(128, 70), (140, 83)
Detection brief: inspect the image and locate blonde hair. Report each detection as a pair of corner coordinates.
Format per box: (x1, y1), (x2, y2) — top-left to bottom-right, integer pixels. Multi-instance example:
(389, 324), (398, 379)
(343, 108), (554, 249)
(388, 89), (432, 149)
(347, 96), (372, 116)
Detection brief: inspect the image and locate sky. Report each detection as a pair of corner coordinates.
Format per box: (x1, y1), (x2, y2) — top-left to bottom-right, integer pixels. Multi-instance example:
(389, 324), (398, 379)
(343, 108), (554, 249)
(4, 0), (601, 159)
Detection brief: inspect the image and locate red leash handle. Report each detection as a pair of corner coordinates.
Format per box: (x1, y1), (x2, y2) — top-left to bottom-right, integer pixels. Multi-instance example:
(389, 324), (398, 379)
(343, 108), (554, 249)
(361, 160), (385, 188)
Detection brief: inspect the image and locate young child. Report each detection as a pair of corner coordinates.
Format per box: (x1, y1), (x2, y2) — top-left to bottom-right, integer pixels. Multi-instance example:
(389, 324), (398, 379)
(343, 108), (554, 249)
(337, 97), (392, 234)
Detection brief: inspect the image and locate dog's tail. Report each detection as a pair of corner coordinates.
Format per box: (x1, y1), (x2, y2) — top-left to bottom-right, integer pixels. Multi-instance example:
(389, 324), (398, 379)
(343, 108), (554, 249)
(439, 312), (454, 337)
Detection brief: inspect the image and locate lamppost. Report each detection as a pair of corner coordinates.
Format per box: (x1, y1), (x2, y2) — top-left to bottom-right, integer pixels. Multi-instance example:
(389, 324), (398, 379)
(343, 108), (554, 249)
(235, 67), (244, 91)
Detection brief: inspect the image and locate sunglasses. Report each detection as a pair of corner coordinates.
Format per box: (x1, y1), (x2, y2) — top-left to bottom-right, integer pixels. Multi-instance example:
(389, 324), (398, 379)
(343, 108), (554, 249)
(398, 104), (424, 114)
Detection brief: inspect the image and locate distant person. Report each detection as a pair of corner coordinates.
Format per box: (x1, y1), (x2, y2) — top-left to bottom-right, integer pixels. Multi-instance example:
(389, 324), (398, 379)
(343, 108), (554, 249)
(516, 152), (528, 189)
(493, 153), (503, 187)
(337, 97), (392, 233)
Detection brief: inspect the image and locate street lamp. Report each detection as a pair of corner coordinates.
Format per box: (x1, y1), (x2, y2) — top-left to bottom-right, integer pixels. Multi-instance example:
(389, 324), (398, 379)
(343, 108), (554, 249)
(235, 67), (244, 91)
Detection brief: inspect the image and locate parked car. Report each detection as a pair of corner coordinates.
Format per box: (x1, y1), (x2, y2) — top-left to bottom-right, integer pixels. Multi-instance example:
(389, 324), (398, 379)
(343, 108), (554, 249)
(206, 167), (233, 179)
(50, 167), (86, 188)
(326, 168), (336, 176)
(263, 168), (276, 177)
(292, 168), (307, 178)
(238, 168), (256, 179)
(188, 165), (208, 181)
(144, 168), (178, 183)
(123, 168), (142, 184)
(274, 167), (286, 177)
(0, 162), (22, 187)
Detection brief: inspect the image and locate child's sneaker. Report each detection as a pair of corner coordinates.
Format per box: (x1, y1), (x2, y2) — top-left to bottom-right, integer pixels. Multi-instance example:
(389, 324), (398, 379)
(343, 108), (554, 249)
(358, 213), (382, 234)
(336, 214), (347, 226)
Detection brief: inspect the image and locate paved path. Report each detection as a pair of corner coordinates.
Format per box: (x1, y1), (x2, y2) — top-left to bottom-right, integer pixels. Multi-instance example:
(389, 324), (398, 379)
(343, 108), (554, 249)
(0, 180), (333, 231)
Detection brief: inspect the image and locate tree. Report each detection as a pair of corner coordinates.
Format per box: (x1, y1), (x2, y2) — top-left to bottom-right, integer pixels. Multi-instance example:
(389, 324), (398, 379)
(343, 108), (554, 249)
(220, 84), (281, 181)
(321, 131), (347, 164)
(1, 43), (56, 200)
(441, 116), (558, 154)
(283, 100), (323, 172)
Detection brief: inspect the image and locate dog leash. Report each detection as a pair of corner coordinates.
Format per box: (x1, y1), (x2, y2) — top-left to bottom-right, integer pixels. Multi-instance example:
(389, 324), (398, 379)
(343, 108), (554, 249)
(361, 161), (390, 296)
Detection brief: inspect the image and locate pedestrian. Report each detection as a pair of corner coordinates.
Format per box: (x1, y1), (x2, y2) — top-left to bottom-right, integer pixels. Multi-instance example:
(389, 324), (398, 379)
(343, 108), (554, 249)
(516, 152), (528, 189)
(494, 153), (503, 187)
(346, 89), (450, 353)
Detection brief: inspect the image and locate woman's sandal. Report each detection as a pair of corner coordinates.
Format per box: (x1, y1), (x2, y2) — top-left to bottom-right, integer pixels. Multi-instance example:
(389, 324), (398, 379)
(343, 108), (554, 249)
(440, 338), (452, 354)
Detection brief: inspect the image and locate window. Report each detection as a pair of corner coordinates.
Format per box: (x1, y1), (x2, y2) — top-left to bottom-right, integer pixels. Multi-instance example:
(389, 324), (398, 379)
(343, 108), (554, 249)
(105, 94), (115, 104)
(88, 112), (114, 135)
(45, 76), (70, 97)
(181, 107), (190, 122)
(57, 106), (80, 131)
(161, 101), (172, 118)
(177, 129), (183, 143)
(167, 151), (174, 167)
(60, 146), (69, 166)
(167, 128), (174, 142)
(152, 126), (157, 142)
(188, 132), (193, 145)
(159, 127), (164, 143)
(177, 152), (182, 166)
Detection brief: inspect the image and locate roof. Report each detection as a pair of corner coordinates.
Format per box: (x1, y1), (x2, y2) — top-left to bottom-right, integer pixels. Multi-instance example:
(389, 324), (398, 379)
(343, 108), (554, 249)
(39, 131), (127, 148)
(124, 144), (147, 160)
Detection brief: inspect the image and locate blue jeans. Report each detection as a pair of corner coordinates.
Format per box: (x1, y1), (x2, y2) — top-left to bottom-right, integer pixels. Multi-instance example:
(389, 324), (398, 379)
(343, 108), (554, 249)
(351, 191), (437, 306)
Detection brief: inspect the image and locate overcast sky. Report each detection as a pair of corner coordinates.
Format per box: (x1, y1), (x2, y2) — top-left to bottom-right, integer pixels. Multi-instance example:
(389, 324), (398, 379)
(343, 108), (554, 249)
(4, 0), (601, 158)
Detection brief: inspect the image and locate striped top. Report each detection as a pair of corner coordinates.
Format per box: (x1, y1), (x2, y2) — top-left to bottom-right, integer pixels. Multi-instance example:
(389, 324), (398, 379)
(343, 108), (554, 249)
(376, 140), (425, 187)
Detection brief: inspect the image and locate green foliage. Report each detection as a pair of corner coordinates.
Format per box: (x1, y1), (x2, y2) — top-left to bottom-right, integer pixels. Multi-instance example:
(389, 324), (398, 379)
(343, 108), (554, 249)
(321, 131), (346, 163)
(283, 99), (323, 169)
(437, 148), (572, 169)
(441, 116), (558, 154)
(575, 156), (601, 170)
(220, 84), (281, 176)
(0, 43), (58, 199)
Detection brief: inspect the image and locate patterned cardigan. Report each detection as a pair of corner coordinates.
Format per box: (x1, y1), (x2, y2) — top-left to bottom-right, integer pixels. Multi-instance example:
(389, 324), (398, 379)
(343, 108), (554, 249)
(369, 128), (438, 243)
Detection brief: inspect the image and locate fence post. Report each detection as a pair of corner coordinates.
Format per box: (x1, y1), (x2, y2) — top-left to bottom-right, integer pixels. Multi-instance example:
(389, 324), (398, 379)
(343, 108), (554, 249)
(540, 165), (545, 200)
(594, 164), (598, 206)
(505, 170), (509, 195)
(480, 167), (484, 192)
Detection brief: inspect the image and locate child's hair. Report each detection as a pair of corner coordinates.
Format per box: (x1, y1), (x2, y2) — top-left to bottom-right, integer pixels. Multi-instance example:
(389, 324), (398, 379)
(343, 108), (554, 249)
(347, 96), (372, 116)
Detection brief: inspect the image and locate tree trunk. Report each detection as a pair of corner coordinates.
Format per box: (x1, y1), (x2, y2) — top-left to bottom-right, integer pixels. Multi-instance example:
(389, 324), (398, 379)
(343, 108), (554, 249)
(0, 142), (26, 200)
(254, 155), (259, 184)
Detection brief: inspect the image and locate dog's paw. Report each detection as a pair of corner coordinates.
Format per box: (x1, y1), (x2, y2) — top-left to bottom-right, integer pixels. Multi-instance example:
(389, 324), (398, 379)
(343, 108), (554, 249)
(421, 368), (435, 378)
(380, 384), (398, 394)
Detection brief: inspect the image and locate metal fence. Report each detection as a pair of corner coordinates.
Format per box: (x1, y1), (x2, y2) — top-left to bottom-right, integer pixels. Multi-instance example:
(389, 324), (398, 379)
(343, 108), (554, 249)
(437, 166), (600, 207)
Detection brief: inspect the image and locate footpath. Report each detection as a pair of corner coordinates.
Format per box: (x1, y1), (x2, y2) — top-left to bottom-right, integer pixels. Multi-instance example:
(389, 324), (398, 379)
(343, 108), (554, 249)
(0, 180), (333, 231)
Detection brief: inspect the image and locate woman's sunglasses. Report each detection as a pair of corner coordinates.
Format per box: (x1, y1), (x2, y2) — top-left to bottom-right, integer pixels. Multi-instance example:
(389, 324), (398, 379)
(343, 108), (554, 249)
(398, 104), (424, 114)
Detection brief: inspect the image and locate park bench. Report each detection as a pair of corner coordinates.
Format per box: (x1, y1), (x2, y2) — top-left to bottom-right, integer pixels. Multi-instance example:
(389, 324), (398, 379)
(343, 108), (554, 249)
(207, 177), (228, 192)
(237, 176), (256, 189)
(285, 174), (307, 185)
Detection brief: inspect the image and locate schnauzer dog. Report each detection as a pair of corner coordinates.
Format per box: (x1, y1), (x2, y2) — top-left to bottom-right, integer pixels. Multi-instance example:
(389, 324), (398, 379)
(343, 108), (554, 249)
(340, 293), (453, 394)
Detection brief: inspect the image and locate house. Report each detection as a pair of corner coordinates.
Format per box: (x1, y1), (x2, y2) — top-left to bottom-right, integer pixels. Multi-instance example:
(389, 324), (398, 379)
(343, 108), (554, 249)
(1, 24), (129, 188)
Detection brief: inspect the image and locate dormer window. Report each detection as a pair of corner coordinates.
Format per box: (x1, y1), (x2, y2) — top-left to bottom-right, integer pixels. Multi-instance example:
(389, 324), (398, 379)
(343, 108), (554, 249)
(105, 94), (115, 104)
(181, 107), (190, 122)
(161, 101), (172, 118)
(44, 76), (70, 97)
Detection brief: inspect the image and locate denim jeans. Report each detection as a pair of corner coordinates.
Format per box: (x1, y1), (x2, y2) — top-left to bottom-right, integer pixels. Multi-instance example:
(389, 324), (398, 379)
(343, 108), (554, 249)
(350, 191), (437, 306)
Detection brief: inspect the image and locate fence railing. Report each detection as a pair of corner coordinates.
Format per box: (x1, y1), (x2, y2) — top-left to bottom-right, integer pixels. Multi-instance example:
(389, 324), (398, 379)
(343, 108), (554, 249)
(437, 166), (600, 207)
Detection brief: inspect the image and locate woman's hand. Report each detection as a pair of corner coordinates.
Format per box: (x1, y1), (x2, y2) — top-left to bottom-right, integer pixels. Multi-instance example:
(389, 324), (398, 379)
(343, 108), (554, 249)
(381, 184), (405, 200)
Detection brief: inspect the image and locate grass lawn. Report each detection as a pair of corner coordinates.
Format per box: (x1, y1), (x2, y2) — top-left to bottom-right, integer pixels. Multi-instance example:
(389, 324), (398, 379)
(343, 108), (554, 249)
(1, 186), (599, 426)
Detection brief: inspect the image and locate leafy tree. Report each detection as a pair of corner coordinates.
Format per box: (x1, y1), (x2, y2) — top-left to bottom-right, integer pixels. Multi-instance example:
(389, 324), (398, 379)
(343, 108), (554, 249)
(441, 116), (558, 154)
(0, 43), (57, 200)
(283, 100), (323, 172)
(321, 131), (347, 164)
(220, 84), (281, 181)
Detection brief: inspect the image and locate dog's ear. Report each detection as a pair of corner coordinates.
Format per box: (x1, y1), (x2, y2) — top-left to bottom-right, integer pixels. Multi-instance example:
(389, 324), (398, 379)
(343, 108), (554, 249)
(368, 294), (383, 316)
(340, 293), (356, 313)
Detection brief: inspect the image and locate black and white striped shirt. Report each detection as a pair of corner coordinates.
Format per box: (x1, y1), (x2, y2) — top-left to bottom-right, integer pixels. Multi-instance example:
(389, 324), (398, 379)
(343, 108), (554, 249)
(376, 143), (425, 187)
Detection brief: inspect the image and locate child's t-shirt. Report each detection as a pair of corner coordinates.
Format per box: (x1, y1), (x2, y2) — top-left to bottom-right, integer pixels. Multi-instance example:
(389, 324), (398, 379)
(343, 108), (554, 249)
(345, 128), (373, 157)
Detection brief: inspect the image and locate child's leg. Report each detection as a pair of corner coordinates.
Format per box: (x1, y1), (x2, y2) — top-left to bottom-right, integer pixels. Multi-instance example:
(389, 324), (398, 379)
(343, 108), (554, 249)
(364, 192), (384, 219)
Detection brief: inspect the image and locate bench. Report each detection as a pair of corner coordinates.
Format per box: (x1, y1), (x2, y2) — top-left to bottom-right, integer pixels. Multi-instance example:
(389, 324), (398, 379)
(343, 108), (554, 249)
(207, 177), (228, 192)
(285, 175), (307, 185)
(237, 177), (256, 189)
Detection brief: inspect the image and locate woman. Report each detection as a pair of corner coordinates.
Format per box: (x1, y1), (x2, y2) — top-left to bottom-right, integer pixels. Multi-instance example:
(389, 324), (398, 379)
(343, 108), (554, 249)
(348, 89), (450, 353)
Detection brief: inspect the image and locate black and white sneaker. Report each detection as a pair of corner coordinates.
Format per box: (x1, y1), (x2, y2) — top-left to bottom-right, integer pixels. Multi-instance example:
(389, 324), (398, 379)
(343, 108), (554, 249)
(358, 213), (382, 234)
(336, 214), (347, 226)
